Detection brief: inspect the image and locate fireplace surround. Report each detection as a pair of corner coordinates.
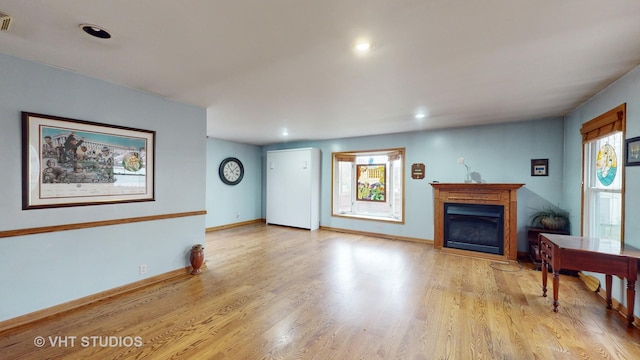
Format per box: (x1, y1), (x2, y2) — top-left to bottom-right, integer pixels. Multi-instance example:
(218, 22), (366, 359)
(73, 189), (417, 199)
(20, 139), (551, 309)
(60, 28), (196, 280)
(431, 183), (524, 261)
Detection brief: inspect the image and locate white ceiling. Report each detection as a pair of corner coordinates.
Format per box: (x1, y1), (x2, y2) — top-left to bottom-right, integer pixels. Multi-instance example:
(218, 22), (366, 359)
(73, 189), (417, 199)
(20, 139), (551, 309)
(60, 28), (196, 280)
(1, 1), (640, 145)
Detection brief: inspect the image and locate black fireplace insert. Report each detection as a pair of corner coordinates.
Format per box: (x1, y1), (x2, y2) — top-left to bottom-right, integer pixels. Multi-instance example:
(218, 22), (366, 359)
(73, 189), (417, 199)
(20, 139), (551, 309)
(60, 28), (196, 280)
(443, 203), (504, 255)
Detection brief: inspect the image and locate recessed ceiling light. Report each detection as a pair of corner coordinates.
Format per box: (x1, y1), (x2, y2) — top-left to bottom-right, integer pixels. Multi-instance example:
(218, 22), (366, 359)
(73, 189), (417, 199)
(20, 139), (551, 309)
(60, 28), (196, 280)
(414, 108), (429, 120)
(354, 40), (374, 53)
(282, 129), (289, 136)
(80, 24), (111, 39)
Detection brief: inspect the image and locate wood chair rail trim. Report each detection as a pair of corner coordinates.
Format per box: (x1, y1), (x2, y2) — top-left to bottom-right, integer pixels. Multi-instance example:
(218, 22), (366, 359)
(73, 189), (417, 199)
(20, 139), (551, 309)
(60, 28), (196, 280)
(0, 210), (207, 238)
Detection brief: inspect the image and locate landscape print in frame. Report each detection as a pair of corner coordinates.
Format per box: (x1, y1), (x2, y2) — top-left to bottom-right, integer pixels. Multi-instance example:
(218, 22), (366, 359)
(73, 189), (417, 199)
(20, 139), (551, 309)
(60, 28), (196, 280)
(22, 112), (155, 209)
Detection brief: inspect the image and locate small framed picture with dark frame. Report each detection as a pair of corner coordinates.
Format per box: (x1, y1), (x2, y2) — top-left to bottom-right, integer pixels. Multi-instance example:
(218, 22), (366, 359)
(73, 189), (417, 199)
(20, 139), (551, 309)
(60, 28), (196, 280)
(531, 159), (548, 176)
(625, 136), (640, 166)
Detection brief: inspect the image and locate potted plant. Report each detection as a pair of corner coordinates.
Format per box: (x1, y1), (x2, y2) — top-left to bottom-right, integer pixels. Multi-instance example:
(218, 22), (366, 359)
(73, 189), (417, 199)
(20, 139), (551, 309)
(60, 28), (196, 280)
(529, 206), (570, 231)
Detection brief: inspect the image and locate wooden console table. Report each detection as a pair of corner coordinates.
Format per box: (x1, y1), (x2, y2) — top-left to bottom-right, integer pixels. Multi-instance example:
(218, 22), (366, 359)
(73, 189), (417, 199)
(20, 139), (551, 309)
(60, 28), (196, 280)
(540, 233), (640, 327)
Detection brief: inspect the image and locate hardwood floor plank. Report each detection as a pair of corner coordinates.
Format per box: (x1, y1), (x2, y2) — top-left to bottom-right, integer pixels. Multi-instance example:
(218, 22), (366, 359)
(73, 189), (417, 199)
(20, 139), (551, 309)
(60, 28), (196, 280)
(2, 224), (640, 359)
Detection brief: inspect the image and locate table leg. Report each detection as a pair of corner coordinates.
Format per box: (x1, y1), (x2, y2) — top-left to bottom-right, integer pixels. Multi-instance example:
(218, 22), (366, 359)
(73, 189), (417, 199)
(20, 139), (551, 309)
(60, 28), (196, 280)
(542, 256), (548, 297)
(553, 270), (560, 312)
(627, 280), (636, 327)
(605, 274), (612, 310)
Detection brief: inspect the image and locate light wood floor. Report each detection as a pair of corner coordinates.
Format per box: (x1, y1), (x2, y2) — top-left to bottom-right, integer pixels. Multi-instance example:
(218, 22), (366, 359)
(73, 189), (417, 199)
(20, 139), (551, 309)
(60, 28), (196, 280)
(2, 224), (640, 359)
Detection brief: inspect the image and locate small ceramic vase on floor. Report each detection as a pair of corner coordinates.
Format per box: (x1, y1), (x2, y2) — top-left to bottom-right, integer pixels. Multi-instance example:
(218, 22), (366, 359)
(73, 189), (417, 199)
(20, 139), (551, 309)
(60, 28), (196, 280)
(190, 244), (204, 275)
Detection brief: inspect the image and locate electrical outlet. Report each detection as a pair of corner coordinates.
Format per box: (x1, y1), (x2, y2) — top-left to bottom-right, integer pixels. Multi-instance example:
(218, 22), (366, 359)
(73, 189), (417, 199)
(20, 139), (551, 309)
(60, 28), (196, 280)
(236, 212), (240, 218)
(139, 264), (147, 274)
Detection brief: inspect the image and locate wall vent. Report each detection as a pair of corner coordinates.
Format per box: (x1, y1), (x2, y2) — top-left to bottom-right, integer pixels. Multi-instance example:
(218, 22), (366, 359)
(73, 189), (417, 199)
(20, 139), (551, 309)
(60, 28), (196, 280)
(0, 12), (13, 31)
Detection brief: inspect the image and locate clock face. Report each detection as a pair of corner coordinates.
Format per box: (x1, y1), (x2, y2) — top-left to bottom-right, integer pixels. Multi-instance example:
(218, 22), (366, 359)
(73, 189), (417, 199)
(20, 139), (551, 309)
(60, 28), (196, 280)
(219, 157), (244, 185)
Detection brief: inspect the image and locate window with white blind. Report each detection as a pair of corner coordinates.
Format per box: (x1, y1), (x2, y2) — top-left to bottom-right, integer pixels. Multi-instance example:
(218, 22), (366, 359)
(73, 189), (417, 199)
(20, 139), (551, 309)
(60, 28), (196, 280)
(332, 148), (404, 223)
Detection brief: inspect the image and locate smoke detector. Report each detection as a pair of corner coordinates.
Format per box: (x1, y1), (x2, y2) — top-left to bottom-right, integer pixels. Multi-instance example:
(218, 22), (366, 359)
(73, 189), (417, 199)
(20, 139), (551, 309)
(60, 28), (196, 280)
(0, 12), (12, 31)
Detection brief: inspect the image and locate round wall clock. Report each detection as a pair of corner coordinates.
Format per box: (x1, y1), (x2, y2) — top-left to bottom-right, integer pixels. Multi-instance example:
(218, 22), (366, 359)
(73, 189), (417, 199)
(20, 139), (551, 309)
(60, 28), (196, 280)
(219, 157), (244, 185)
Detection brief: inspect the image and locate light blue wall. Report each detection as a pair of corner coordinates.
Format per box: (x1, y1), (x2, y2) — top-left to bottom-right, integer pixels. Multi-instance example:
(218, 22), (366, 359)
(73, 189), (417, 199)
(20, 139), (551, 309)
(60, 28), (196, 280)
(0, 54), (207, 321)
(262, 117), (565, 251)
(563, 64), (640, 316)
(564, 65), (640, 242)
(205, 138), (262, 227)
(7, 48), (636, 324)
